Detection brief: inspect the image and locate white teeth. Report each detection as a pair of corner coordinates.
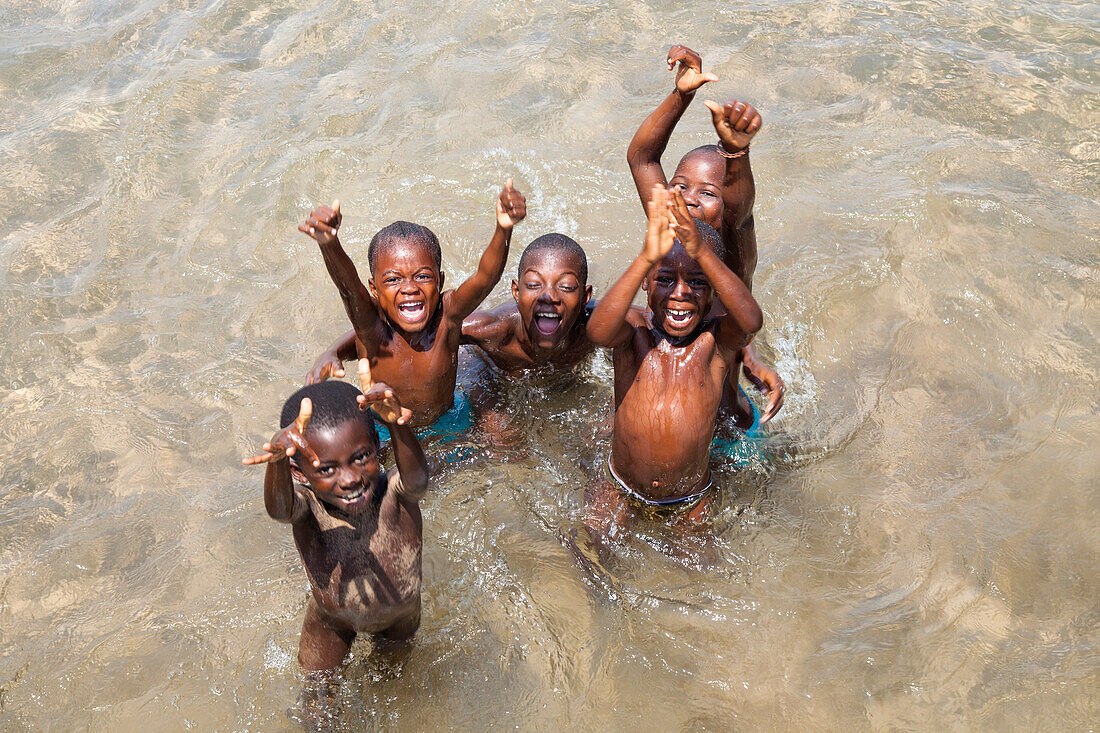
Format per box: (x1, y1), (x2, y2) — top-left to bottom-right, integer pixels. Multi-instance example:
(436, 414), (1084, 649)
(536, 313), (561, 319)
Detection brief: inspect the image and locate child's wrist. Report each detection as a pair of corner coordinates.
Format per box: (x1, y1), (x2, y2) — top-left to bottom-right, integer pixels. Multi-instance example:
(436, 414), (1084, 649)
(716, 142), (750, 158)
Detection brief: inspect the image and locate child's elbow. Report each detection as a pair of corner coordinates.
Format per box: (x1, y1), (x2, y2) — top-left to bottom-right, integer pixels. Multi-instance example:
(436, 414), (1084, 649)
(744, 305), (763, 337)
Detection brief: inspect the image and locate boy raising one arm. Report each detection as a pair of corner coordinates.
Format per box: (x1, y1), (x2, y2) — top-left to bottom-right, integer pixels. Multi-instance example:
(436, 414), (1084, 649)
(587, 185), (761, 506)
(627, 44), (783, 424)
(299, 181), (526, 433)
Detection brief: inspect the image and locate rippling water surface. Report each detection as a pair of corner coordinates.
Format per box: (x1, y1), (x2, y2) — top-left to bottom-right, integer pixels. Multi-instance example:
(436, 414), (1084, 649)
(1, 0), (1097, 729)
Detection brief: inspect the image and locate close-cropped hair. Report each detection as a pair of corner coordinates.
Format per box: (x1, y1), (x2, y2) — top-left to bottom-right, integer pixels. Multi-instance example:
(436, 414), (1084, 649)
(279, 380), (377, 453)
(367, 221), (442, 274)
(517, 233), (588, 284)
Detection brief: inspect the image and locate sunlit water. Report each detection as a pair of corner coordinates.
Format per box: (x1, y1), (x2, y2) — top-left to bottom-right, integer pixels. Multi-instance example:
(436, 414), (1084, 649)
(1, 0), (1097, 729)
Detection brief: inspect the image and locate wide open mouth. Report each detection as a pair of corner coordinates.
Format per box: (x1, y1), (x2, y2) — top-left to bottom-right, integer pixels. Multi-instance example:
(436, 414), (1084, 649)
(665, 308), (695, 328)
(533, 311), (563, 336)
(396, 300), (427, 324)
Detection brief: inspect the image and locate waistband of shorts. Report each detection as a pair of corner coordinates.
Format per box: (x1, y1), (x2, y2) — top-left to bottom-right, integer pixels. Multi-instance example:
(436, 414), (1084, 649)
(607, 454), (713, 507)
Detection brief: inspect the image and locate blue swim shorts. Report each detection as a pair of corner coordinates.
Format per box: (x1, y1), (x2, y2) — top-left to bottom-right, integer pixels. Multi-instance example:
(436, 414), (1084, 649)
(375, 388), (474, 450)
(710, 386), (763, 464)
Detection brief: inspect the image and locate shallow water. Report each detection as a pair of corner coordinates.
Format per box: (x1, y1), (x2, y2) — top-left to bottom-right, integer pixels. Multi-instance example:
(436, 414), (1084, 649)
(1, 0), (1098, 729)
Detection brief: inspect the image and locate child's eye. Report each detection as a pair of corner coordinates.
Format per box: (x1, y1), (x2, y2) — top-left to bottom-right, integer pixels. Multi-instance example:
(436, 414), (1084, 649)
(354, 453), (373, 465)
(415, 273), (432, 281)
(525, 282), (540, 289)
(316, 466), (335, 477)
(701, 190), (717, 198)
(384, 277), (400, 285)
(559, 285), (576, 293)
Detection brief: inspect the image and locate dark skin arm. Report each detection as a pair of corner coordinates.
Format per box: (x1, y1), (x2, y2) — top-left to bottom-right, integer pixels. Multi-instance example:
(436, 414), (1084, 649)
(300, 200), (385, 355)
(355, 359), (428, 501)
(626, 45), (718, 213)
(242, 399), (322, 523)
(742, 347), (784, 422)
(703, 98), (762, 283)
(588, 186), (677, 349)
(305, 329), (357, 384)
(444, 180), (527, 326)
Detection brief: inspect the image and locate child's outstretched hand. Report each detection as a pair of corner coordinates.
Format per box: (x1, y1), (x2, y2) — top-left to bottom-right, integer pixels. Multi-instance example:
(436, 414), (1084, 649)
(642, 184), (675, 263)
(703, 99), (762, 153)
(242, 399), (321, 467)
(496, 179), (527, 229)
(668, 188), (706, 259)
(356, 359), (413, 425)
(298, 200), (342, 245)
(668, 45), (718, 95)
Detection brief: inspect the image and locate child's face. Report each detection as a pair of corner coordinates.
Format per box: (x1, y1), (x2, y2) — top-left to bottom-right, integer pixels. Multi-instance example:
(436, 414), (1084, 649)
(644, 244), (714, 340)
(511, 249), (592, 349)
(293, 419), (381, 515)
(369, 238), (444, 333)
(669, 151), (725, 232)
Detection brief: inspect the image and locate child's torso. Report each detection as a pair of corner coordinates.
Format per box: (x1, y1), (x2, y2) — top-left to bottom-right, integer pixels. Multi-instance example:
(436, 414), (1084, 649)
(293, 489), (423, 633)
(611, 326), (728, 500)
(359, 321), (459, 427)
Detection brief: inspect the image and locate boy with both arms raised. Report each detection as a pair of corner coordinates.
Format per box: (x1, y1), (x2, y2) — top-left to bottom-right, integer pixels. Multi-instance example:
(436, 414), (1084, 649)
(585, 186), (762, 534)
(298, 179), (527, 433)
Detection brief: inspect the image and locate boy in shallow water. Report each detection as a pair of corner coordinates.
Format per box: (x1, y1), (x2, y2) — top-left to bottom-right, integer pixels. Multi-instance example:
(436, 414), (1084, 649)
(300, 180), (526, 441)
(585, 186), (761, 533)
(242, 371), (427, 671)
(461, 233), (595, 373)
(628, 44), (783, 426)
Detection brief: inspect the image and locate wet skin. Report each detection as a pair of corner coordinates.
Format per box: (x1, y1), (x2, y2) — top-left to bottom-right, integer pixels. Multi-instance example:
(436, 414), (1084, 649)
(626, 44), (782, 424)
(460, 248), (595, 373)
(301, 185), (525, 427)
(587, 188), (761, 501)
(608, 250), (730, 498)
(248, 398), (429, 671)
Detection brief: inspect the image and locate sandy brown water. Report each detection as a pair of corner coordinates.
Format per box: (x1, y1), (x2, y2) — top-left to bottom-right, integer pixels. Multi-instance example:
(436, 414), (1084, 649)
(1, 0), (1097, 729)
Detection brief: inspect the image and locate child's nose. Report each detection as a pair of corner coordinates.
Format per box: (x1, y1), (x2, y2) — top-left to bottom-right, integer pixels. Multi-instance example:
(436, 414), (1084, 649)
(672, 279), (692, 298)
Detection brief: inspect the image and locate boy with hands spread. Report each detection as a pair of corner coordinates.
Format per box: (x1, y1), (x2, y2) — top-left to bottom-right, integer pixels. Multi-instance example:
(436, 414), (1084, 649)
(586, 185), (761, 515)
(243, 359), (428, 672)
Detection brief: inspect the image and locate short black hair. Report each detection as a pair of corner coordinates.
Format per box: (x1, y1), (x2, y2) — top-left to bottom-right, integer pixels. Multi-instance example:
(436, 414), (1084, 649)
(691, 218), (724, 260)
(367, 221), (442, 274)
(517, 233), (588, 284)
(280, 380), (377, 454)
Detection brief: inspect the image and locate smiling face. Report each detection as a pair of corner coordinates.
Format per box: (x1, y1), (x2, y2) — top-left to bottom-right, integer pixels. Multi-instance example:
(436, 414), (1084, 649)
(644, 243), (714, 340)
(293, 418), (381, 515)
(369, 237), (444, 333)
(511, 248), (592, 350)
(669, 150), (725, 232)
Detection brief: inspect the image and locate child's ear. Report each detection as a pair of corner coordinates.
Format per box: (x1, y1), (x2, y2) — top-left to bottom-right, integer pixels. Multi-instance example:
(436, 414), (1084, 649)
(584, 284), (593, 304)
(511, 279), (520, 303)
(368, 278), (378, 300)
